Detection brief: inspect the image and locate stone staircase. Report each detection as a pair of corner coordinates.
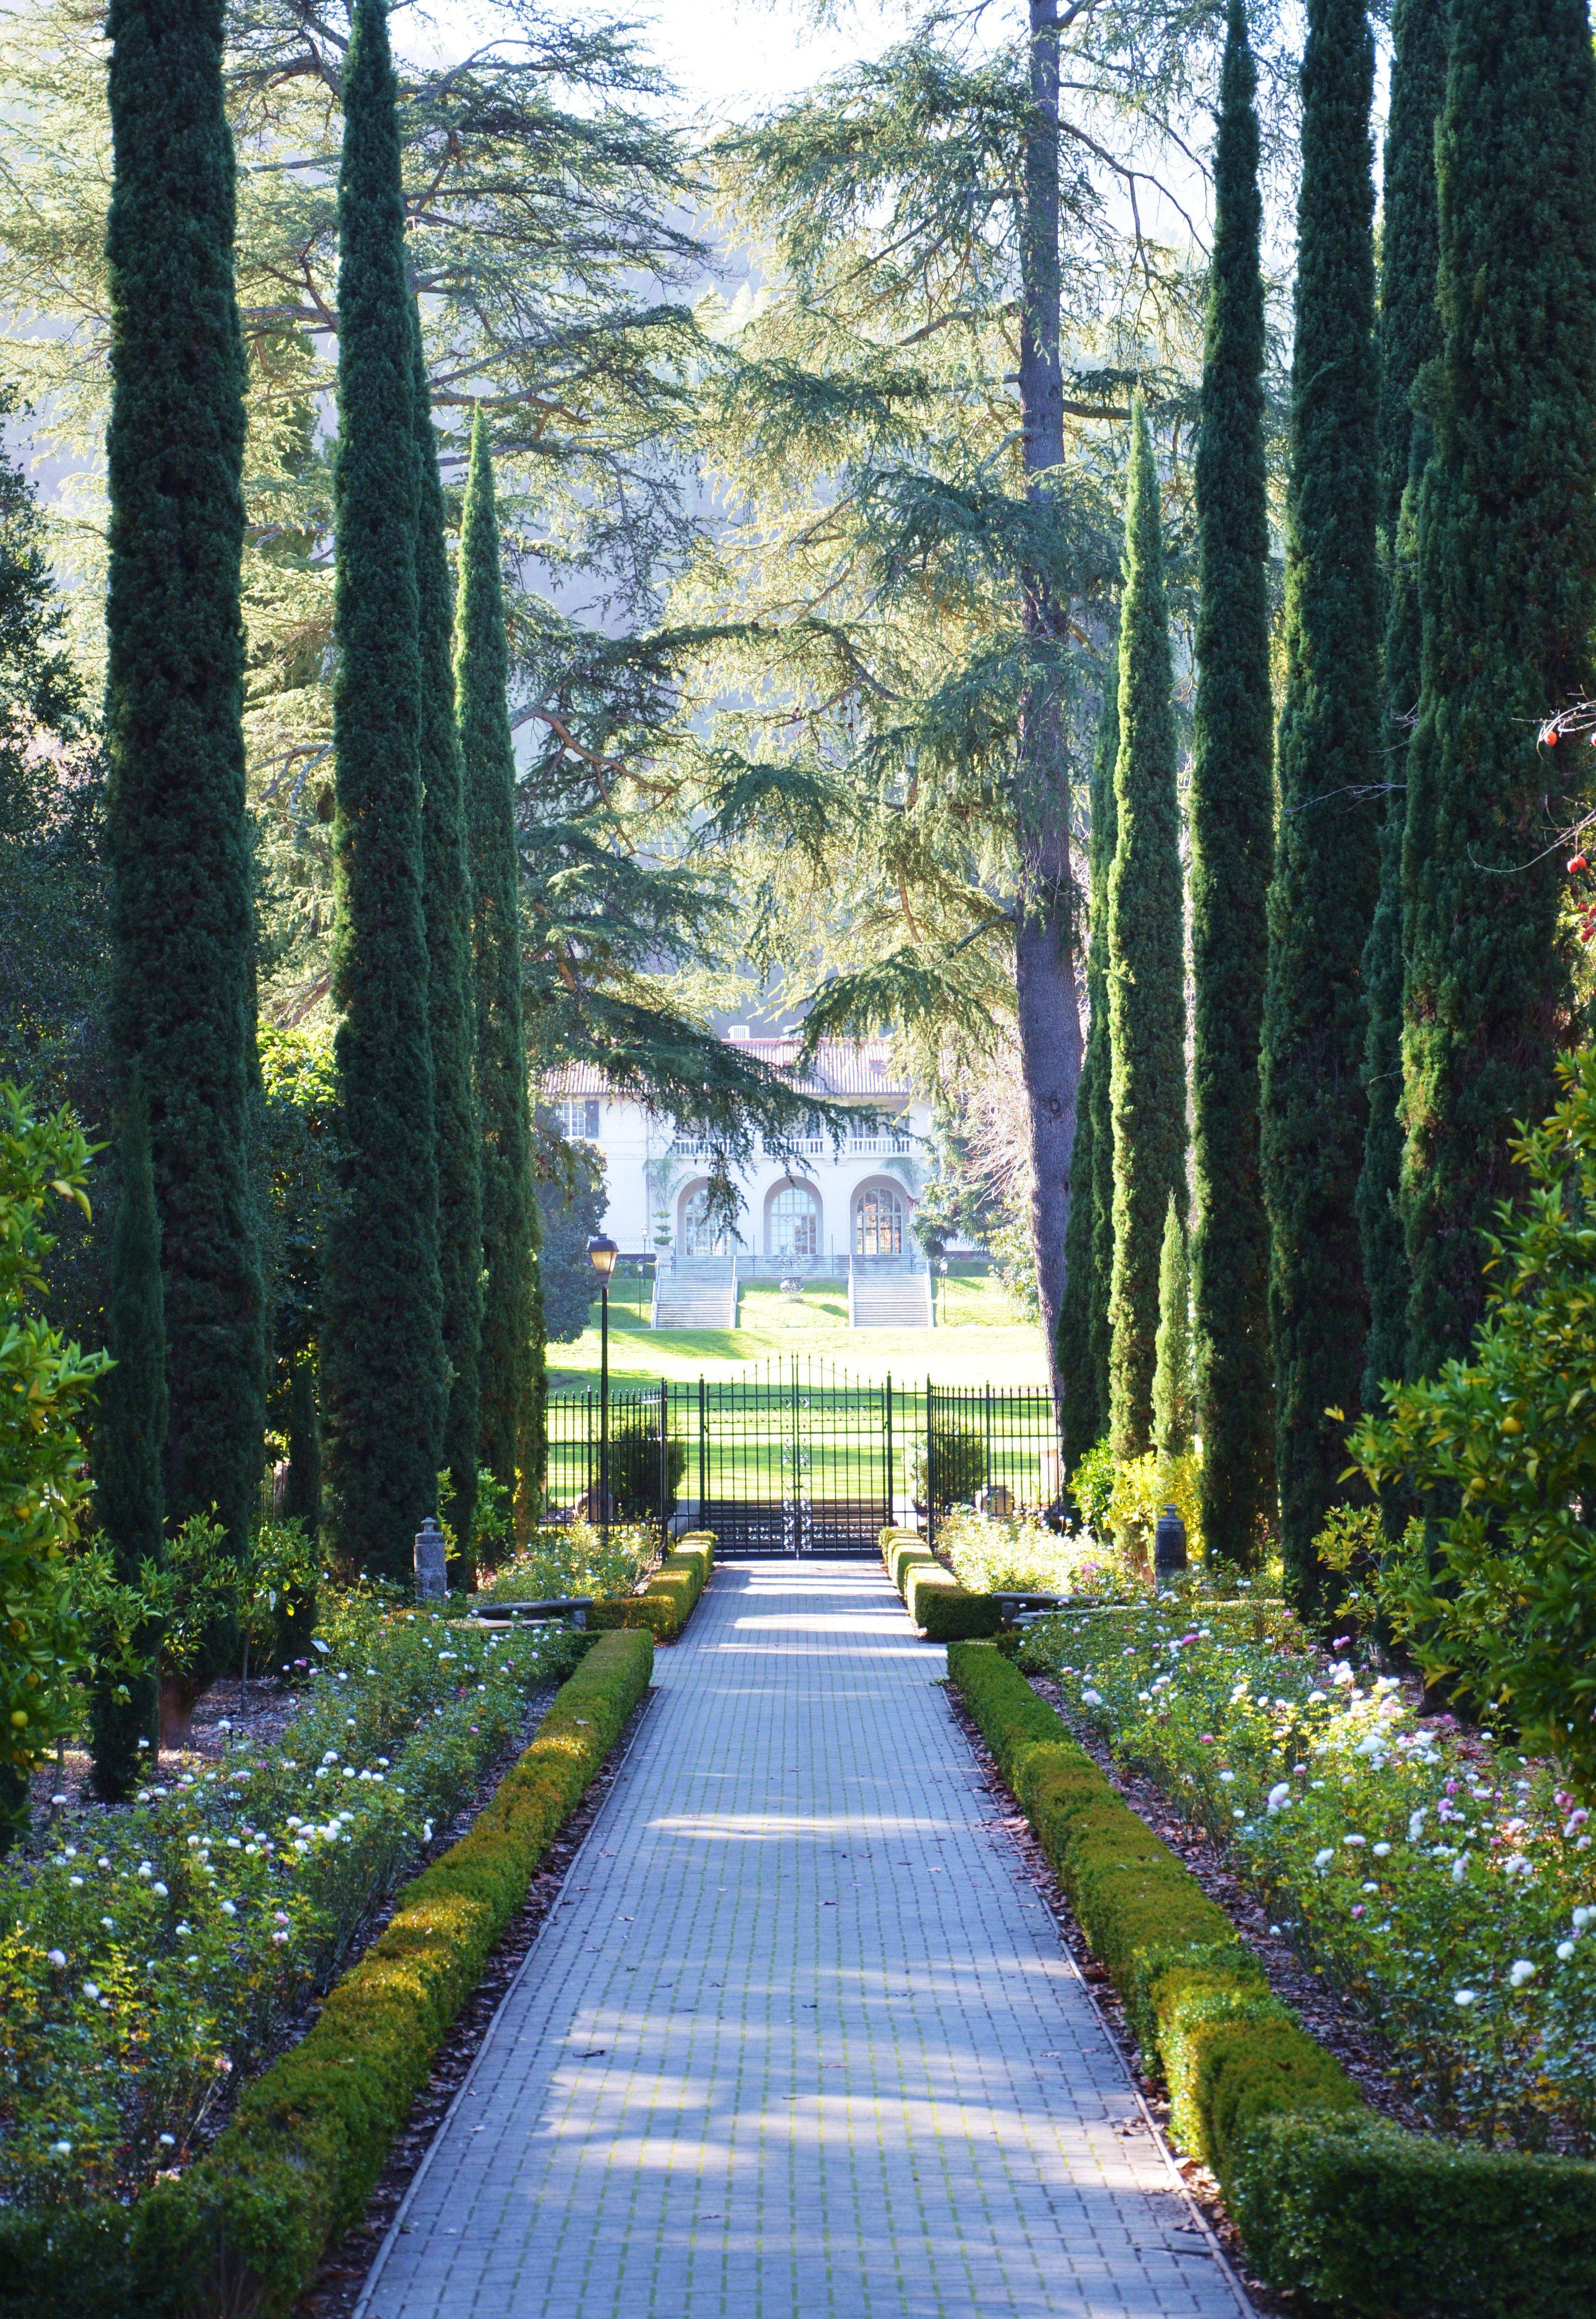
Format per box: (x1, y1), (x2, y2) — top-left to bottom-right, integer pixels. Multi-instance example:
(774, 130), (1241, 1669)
(651, 1270), (737, 1330)
(849, 1272), (933, 1329)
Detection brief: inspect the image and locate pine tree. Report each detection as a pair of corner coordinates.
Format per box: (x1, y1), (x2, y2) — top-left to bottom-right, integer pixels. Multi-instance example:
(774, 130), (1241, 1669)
(411, 306), (483, 1562)
(1260, 0), (1382, 1607)
(457, 412), (543, 1507)
(1401, 0), (1596, 1377)
(1152, 1194), (1195, 1458)
(320, 0), (446, 1575)
(89, 1080), (165, 1801)
(102, 0), (265, 1578)
(1108, 401), (1186, 1461)
(1058, 681), (1117, 1466)
(1358, 0), (1448, 1409)
(1190, 0), (1275, 1567)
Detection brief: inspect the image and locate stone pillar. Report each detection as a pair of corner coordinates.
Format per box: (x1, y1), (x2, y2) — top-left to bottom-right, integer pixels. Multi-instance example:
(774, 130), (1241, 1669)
(414, 1516), (447, 1600)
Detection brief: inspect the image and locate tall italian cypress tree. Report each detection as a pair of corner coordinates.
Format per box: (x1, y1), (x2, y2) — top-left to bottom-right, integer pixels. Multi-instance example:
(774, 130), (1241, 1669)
(411, 308), (483, 1561)
(321, 0), (446, 1574)
(1152, 1195), (1195, 1460)
(1260, 0), (1382, 1606)
(456, 412), (543, 1506)
(1401, 0), (1596, 1377)
(89, 1082), (166, 1801)
(1357, 0), (1448, 1409)
(1190, 0), (1275, 1567)
(103, 0), (264, 1577)
(1108, 401), (1186, 1461)
(1058, 681), (1117, 1466)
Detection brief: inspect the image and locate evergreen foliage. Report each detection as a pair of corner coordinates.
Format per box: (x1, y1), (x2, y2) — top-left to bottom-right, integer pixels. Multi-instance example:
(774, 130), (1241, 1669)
(1059, 679), (1117, 1466)
(1260, 0), (1382, 1605)
(1152, 1194), (1195, 1459)
(1400, 0), (1596, 1377)
(411, 309), (483, 1557)
(1190, 0), (1275, 1567)
(1358, 0), (1447, 1407)
(457, 412), (542, 1509)
(102, 0), (265, 1576)
(89, 1079), (164, 1801)
(320, 0), (445, 1575)
(1107, 402), (1185, 1462)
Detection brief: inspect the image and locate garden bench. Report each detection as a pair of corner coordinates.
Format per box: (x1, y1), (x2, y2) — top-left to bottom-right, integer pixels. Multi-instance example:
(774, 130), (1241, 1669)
(467, 1597), (593, 1630)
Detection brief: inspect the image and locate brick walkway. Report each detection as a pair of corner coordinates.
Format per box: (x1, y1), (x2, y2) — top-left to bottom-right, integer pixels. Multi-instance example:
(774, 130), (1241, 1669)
(356, 1560), (1251, 2319)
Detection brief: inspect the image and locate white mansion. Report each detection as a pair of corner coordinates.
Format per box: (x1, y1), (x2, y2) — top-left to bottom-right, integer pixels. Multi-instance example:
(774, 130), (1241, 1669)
(540, 1030), (955, 1323)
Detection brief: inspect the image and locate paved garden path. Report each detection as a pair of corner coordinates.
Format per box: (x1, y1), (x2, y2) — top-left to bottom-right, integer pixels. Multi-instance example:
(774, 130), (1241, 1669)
(356, 1560), (1251, 2319)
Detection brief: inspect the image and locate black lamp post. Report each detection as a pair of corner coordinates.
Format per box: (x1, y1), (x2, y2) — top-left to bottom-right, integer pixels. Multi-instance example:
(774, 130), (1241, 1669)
(587, 1234), (619, 1544)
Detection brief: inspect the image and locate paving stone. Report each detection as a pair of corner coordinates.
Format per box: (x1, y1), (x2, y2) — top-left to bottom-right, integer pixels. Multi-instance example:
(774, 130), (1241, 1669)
(355, 1559), (1252, 2319)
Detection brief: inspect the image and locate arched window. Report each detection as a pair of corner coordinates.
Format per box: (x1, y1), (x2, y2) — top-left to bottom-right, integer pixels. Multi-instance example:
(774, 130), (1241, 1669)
(854, 1184), (904, 1258)
(682, 1186), (726, 1258)
(768, 1182), (820, 1259)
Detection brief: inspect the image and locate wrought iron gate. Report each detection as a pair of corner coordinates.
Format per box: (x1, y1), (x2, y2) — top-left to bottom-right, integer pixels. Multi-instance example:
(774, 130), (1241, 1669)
(543, 1359), (1059, 1555)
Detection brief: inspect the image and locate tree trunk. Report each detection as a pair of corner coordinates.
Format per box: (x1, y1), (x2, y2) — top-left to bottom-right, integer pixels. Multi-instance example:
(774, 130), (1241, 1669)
(1013, 0), (1083, 1425)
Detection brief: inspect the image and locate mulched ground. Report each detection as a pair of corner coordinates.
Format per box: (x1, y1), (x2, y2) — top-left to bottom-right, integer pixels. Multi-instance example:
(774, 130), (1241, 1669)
(943, 1681), (1293, 2319)
(25, 1671), (307, 1835)
(295, 1687), (658, 2319)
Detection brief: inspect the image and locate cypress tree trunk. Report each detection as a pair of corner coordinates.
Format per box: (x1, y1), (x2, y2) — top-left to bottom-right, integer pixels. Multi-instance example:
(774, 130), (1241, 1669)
(412, 309), (483, 1568)
(1357, 0), (1448, 1409)
(103, 0), (265, 1582)
(321, 0), (446, 1576)
(281, 1353), (321, 1532)
(1058, 680), (1117, 1466)
(1013, 0), (1084, 1422)
(89, 1081), (166, 1801)
(456, 412), (542, 1508)
(1190, 0), (1275, 1568)
(1108, 401), (1186, 1461)
(1260, 0), (1382, 1607)
(1152, 1194), (1195, 1460)
(1401, 0), (1596, 1376)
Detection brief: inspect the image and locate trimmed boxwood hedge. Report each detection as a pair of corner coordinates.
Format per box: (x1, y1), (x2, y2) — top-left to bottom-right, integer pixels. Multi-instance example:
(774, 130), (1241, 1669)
(3, 1628), (654, 2319)
(947, 1640), (1596, 2319)
(588, 1531), (714, 1642)
(879, 1526), (1003, 1640)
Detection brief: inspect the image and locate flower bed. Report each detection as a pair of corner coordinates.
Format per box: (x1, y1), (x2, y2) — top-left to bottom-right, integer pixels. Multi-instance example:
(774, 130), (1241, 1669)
(472, 1516), (658, 1608)
(1019, 1596), (1596, 2146)
(1, 1628), (653, 2319)
(949, 1640), (1596, 2319)
(0, 1590), (579, 2212)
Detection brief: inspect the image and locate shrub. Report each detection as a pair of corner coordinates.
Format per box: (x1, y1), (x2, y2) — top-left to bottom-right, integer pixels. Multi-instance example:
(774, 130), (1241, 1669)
(1071, 1434), (1116, 1531)
(1347, 1050), (1596, 1792)
(606, 1414), (687, 1519)
(475, 1518), (657, 1606)
(1105, 1447), (1201, 1563)
(587, 1534), (714, 1642)
(928, 1421), (986, 1508)
(0, 1085), (107, 1849)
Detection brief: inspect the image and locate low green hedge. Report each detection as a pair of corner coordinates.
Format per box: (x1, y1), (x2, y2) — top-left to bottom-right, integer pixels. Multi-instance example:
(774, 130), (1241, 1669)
(4, 1629), (654, 2319)
(879, 1526), (1003, 1639)
(947, 1641), (1596, 2319)
(588, 1532), (714, 1642)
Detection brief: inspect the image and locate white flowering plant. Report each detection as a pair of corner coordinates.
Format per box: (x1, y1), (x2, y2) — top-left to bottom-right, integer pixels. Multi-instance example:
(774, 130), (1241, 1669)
(1023, 1597), (1596, 2145)
(0, 1593), (576, 2208)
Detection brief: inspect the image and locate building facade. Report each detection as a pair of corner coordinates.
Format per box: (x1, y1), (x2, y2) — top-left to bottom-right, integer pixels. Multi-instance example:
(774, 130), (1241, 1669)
(541, 1030), (935, 1275)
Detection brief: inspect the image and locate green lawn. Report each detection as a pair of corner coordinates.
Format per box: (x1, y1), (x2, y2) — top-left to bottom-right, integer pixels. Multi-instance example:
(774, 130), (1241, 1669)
(548, 1269), (1049, 1392)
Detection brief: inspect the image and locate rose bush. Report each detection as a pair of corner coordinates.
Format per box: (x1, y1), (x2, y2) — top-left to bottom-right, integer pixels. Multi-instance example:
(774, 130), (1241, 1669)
(1022, 1593), (1596, 2146)
(473, 1518), (658, 1607)
(0, 1590), (576, 2209)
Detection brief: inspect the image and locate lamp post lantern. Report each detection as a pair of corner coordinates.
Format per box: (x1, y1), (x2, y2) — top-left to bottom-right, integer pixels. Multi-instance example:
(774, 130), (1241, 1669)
(587, 1235), (619, 1545)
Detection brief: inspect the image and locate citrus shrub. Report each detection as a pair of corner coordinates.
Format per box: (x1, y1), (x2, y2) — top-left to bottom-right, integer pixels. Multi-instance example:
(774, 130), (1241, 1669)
(1347, 1049), (1596, 1793)
(0, 1084), (107, 1851)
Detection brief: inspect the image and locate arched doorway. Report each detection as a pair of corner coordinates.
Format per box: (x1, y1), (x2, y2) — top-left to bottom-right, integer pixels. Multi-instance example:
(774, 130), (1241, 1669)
(679, 1181), (728, 1259)
(853, 1181), (906, 1259)
(766, 1180), (821, 1259)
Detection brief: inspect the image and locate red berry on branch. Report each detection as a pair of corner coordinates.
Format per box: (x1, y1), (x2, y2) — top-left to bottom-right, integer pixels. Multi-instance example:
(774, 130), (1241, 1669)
(1569, 854), (1589, 874)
